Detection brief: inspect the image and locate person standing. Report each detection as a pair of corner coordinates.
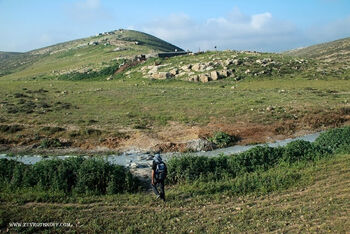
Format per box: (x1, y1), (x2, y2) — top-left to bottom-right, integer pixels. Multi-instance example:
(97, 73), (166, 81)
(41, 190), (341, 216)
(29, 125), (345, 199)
(151, 153), (167, 201)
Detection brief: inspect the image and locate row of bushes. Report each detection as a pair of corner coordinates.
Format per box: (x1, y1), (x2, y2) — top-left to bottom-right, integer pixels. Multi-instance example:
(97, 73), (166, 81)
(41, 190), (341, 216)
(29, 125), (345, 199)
(0, 157), (140, 195)
(167, 126), (350, 184)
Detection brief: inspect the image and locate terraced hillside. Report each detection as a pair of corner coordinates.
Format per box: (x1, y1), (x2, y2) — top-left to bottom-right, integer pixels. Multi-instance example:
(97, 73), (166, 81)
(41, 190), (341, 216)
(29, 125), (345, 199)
(0, 29), (183, 81)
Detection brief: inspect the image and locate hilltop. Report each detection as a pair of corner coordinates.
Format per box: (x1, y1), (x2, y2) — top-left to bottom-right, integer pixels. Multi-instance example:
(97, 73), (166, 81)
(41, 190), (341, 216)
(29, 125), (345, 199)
(0, 29), (183, 80)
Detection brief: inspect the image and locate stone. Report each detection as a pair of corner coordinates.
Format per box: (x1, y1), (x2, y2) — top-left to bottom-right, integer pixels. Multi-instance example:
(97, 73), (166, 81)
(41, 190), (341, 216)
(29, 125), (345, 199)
(225, 59), (233, 66)
(181, 64), (192, 71)
(152, 72), (173, 79)
(188, 75), (199, 82)
(199, 74), (210, 83)
(210, 71), (219, 80)
(205, 66), (214, 71)
(199, 64), (207, 71)
(266, 106), (275, 112)
(186, 139), (215, 152)
(244, 69), (251, 74)
(169, 68), (179, 76)
(218, 70), (229, 78)
(191, 63), (201, 71)
(232, 59), (242, 65)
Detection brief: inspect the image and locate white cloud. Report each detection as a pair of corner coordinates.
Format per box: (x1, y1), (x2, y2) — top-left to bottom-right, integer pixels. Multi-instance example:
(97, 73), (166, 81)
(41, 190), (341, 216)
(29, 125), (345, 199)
(139, 8), (299, 52)
(66, 0), (112, 23)
(76, 0), (100, 10)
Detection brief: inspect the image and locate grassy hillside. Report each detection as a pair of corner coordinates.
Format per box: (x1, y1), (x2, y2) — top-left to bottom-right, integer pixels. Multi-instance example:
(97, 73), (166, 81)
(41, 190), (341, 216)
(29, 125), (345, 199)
(0, 29), (182, 80)
(284, 37), (350, 60)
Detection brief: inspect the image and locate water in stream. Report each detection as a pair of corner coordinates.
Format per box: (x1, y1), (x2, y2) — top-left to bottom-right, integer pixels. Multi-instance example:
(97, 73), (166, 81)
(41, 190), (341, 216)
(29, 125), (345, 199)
(0, 132), (322, 168)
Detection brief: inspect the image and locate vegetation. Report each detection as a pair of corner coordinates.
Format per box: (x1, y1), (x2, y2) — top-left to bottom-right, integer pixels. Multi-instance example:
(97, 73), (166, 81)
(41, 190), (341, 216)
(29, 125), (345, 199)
(208, 131), (239, 148)
(0, 157), (140, 196)
(0, 144), (350, 233)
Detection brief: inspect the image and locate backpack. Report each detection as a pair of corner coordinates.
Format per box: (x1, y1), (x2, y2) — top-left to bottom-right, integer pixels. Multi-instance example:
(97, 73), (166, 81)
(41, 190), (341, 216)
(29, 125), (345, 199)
(155, 162), (167, 181)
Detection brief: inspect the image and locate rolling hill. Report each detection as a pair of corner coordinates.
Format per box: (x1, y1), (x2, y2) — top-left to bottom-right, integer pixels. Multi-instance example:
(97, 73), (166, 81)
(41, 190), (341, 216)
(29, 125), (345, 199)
(284, 37), (350, 63)
(0, 29), (183, 80)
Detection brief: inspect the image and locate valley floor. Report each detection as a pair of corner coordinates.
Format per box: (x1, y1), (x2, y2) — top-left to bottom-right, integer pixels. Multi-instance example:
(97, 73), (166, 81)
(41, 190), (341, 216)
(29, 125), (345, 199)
(1, 154), (350, 233)
(0, 78), (349, 155)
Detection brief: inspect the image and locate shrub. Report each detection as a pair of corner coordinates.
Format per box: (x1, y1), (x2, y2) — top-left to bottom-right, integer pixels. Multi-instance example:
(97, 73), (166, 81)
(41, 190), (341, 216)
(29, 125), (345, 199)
(167, 155), (230, 184)
(0, 157), (140, 195)
(231, 146), (284, 175)
(314, 126), (350, 153)
(282, 140), (314, 163)
(209, 131), (239, 148)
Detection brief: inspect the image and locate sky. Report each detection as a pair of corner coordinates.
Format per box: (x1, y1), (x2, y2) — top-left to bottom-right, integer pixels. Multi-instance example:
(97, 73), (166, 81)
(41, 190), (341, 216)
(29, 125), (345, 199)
(1, 0), (350, 52)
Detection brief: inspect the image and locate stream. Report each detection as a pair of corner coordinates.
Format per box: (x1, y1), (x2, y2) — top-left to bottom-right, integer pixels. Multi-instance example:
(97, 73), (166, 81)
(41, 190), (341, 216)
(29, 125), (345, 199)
(0, 132), (322, 168)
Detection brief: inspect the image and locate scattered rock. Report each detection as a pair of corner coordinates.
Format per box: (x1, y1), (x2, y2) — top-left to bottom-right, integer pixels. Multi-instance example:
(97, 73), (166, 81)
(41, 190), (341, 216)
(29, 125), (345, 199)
(266, 106), (275, 112)
(199, 74), (210, 83)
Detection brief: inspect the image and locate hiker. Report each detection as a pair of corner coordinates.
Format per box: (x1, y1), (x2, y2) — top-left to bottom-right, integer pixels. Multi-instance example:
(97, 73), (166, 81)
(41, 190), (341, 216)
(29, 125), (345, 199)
(151, 153), (167, 201)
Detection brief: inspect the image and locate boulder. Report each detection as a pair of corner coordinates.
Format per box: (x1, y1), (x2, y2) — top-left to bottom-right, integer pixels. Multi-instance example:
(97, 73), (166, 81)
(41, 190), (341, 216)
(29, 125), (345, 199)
(199, 64), (207, 71)
(181, 64), (192, 71)
(205, 66), (214, 71)
(191, 63), (201, 71)
(218, 70), (230, 78)
(188, 75), (199, 82)
(232, 59), (242, 65)
(225, 59), (233, 66)
(152, 72), (174, 79)
(169, 68), (179, 76)
(210, 71), (219, 81)
(199, 74), (210, 83)
(186, 139), (215, 152)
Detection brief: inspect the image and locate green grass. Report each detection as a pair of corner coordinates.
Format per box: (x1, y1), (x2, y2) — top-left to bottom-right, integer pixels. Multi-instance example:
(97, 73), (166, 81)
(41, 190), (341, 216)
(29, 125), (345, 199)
(1, 153), (350, 233)
(0, 76), (349, 150)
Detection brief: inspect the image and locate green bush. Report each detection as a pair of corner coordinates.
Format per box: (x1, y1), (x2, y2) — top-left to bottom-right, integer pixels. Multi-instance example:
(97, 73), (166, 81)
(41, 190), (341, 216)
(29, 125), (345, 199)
(167, 146), (283, 184)
(282, 140), (314, 163)
(314, 126), (350, 153)
(209, 131), (239, 148)
(231, 146), (284, 175)
(0, 157), (140, 195)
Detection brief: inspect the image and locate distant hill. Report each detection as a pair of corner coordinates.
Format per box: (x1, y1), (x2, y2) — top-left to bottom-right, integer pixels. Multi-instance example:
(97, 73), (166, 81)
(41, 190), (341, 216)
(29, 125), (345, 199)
(0, 29), (183, 79)
(284, 37), (350, 63)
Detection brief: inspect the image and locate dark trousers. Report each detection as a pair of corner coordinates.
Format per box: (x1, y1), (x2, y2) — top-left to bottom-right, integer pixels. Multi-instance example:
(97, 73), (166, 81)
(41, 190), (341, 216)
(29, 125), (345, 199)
(151, 179), (165, 201)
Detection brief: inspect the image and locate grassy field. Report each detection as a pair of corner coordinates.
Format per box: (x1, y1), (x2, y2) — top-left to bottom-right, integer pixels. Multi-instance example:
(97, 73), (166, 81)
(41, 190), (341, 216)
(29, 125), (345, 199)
(1, 153), (349, 233)
(0, 74), (349, 153)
